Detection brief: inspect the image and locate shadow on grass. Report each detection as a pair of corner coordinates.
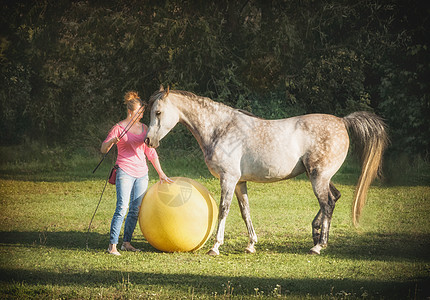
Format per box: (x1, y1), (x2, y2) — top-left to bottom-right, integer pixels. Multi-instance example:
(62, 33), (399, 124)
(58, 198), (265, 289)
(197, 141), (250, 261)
(0, 266), (428, 298)
(258, 232), (430, 262)
(1, 230), (429, 262)
(0, 231), (158, 253)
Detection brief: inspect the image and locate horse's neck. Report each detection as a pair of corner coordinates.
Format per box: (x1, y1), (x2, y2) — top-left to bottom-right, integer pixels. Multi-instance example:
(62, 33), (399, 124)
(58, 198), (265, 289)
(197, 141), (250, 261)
(174, 94), (232, 148)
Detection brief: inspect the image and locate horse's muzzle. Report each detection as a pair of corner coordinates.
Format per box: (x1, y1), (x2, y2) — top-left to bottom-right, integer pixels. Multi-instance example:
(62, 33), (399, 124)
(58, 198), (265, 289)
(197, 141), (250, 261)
(145, 137), (158, 148)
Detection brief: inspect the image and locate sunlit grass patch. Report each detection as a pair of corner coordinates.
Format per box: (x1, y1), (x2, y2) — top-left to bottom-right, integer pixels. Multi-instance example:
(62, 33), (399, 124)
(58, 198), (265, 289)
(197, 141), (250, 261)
(0, 146), (429, 298)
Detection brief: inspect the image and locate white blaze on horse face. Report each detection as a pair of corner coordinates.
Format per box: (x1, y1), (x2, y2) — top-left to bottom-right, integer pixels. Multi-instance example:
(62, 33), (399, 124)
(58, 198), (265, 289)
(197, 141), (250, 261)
(147, 98), (180, 148)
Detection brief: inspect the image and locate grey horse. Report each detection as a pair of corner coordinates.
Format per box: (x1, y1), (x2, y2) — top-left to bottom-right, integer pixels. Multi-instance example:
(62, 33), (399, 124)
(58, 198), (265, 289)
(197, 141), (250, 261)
(145, 86), (388, 255)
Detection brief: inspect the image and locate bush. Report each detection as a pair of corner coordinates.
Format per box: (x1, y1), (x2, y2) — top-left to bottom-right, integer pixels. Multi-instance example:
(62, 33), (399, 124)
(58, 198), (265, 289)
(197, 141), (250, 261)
(1, 0), (428, 158)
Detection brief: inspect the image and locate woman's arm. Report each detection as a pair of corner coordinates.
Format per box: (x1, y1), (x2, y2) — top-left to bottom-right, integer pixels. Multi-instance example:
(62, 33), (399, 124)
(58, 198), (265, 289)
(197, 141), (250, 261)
(150, 157), (173, 184)
(100, 137), (119, 154)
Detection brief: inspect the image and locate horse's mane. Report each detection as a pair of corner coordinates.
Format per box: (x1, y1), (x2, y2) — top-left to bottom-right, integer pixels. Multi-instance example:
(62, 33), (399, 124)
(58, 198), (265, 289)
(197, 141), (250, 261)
(148, 89), (261, 118)
(236, 109), (261, 119)
(172, 90), (200, 99)
(148, 90), (164, 109)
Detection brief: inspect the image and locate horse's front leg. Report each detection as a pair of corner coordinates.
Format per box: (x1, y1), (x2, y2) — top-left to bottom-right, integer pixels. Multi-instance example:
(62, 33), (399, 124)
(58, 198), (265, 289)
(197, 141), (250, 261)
(207, 176), (238, 256)
(235, 181), (257, 253)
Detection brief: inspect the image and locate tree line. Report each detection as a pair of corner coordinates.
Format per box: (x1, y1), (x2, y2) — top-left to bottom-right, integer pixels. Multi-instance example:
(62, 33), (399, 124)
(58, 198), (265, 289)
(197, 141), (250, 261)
(1, 0), (428, 157)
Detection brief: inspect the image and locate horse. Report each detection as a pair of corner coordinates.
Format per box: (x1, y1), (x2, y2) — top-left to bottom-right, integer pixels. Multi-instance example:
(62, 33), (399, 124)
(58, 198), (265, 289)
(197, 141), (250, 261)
(145, 86), (388, 255)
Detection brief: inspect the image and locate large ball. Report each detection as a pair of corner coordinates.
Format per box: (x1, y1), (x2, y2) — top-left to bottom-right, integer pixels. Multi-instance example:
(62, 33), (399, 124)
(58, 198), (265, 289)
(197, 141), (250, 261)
(138, 177), (218, 252)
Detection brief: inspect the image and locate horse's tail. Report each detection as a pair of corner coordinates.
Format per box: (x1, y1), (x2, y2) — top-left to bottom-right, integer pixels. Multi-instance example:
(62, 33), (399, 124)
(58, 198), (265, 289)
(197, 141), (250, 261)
(343, 111), (389, 227)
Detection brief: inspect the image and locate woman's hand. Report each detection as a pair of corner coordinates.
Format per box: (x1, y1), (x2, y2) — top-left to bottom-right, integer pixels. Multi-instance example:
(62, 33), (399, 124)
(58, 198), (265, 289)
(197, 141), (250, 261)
(150, 157), (173, 184)
(101, 136), (120, 154)
(159, 173), (174, 184)
(111, 137), (120, 145)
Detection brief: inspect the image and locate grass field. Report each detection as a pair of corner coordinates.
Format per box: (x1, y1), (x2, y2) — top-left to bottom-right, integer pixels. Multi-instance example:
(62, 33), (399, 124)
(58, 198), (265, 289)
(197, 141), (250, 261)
(0, 145), (429, 299)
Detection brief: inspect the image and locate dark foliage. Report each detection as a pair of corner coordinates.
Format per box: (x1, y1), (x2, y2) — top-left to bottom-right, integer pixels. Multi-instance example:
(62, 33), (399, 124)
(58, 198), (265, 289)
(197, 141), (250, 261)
(0, 0), (428, 157)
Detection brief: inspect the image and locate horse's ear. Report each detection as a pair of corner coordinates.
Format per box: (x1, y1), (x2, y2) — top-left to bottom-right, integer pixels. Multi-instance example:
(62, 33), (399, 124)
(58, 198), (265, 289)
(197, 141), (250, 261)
(159, 85), (164, 92)
(161, 85), (170, 99)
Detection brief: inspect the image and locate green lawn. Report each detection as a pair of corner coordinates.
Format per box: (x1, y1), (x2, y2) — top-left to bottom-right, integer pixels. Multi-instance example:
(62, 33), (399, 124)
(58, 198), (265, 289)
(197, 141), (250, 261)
(0, 146), (429, 299)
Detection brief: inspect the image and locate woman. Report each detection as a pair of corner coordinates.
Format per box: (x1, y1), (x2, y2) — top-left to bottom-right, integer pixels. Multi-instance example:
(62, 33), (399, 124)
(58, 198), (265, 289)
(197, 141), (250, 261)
(101, 91), (172, 256)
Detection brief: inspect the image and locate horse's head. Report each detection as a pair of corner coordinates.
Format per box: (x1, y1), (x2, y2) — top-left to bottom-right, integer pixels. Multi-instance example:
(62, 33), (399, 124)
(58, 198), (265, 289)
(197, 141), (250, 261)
(145, 85), (180, 148)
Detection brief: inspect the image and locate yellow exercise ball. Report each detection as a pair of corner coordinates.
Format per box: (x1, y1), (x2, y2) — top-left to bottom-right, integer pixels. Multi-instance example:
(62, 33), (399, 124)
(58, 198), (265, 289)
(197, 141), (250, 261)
(138, 177), (218, 252)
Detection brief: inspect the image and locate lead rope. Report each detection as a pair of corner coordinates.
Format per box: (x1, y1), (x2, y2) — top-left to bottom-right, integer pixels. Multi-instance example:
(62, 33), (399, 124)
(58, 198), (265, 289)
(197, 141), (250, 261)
(86, 150), (116, 250)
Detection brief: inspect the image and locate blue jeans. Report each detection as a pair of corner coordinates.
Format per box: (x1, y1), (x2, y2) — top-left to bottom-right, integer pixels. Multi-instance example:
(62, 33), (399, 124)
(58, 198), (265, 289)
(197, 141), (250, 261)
(110, 167), (149, 244)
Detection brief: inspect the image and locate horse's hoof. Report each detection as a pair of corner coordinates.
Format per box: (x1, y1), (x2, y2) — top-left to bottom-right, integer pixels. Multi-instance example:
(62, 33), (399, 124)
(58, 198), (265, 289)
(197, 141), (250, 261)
(207, 249), (219, 256)
(309, 245), (321, 255)
(245, 247), (256, 254)
(308, 249), (320, 255)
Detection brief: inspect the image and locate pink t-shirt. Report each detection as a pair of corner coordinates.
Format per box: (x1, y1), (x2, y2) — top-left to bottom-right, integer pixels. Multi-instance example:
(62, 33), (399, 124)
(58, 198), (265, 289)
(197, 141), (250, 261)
(103, 123), (158, 178)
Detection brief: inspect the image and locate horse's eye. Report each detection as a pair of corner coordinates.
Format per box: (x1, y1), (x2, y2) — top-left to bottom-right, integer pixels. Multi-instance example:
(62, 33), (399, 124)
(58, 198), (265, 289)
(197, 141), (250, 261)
(155, 111), (161, 116)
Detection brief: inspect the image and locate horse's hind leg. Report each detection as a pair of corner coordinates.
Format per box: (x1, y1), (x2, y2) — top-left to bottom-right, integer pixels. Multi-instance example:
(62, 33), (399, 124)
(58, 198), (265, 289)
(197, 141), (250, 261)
(309, 178), (341, 255)
(312, 209), (323, 246)
(311, 183), (341, 246)
(235, 181), (257, 254)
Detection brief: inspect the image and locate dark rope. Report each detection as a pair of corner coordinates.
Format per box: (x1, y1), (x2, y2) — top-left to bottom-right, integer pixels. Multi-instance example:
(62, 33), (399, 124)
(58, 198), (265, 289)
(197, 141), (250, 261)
(86, 156), (115, 250)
